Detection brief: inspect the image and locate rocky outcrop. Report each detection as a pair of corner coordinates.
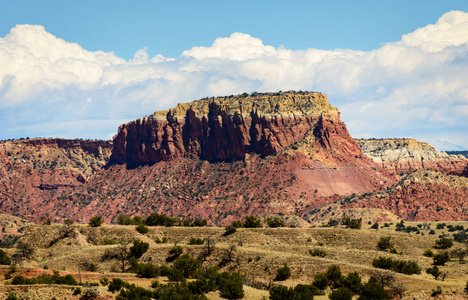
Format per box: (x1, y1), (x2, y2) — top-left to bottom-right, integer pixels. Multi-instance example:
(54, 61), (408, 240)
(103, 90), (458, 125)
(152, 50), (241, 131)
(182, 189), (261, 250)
(358, 138), (468, 175)
(110, 92), (339, 166)
(0, 139), (112, 222)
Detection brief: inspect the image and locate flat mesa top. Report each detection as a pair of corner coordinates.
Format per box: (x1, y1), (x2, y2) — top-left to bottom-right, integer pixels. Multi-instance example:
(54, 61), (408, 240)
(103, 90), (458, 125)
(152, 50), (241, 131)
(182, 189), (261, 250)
(150, 91), (339, 120)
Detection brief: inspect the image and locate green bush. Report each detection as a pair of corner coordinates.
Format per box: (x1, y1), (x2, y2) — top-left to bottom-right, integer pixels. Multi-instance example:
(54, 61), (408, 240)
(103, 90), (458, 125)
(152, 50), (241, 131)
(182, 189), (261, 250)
(89, 216), (104, 227)
(188, 237), (204, 245)
(231, 221), (243, 228)
(313, 273), (330, 290)
(435, 238), (453, 249)
(169, 245), (183, 257)
(329, 287), (353, 300)
(275, 263), (291, 281)
(309, 248), (327, 257)
(341, 271), (362, 294)
(326, 265), (342, 288)
(426, 266), (442, 280)
(116, 214), (132, 225)
(146, 213), (177, 227)
(358, 277), (389, 300)
(217, 272), (244, 299)
(130, 239), (149, 259)
(433, 252), (450, 266)
(243, 216), (262, 228)
(173, 254), (200, 278)
(11, 272), (78, 285)
(224, 225), (237, 236)
(377, 236), (394, 251)
(135, 224), (149, 234)
(370, 222), (379, 229)
(341, 217), (361, 229)
(372, 257), (421, 275)
(270, 284), (323, 300)
(423, 249), (434, 257)
(135, 262), (159, 278)
(266, 216), (285, 228)
(0, 249), (11, 265)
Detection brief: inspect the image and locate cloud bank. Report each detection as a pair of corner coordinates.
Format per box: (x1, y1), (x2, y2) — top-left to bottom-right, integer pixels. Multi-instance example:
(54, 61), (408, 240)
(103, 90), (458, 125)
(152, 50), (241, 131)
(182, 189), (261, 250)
(1, 11), (467, 149)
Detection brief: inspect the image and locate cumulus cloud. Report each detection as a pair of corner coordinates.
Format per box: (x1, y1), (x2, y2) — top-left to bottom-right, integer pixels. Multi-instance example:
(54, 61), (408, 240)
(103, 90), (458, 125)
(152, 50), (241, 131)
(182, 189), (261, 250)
(1, 11), (468, 149)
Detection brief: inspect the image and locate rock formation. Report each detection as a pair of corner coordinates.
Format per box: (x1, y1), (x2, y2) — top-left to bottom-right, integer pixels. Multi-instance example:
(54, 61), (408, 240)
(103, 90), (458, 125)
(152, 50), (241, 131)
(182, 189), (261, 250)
(358, 138), (468, 175)
(110, 92), (339, 166)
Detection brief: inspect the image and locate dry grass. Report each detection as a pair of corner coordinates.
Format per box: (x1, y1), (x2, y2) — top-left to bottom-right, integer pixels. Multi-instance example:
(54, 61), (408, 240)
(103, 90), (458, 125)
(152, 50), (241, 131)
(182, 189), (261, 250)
(0, 222), (467, 299)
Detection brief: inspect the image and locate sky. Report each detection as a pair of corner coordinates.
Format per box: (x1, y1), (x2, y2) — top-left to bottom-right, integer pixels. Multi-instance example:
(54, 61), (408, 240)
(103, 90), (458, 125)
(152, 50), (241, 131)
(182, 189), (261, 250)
(0, 1), (468, 150)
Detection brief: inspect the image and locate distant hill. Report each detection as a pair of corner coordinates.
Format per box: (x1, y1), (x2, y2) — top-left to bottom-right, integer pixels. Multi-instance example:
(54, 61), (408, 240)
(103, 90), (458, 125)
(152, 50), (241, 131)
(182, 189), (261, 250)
(446, 150), (468, 158)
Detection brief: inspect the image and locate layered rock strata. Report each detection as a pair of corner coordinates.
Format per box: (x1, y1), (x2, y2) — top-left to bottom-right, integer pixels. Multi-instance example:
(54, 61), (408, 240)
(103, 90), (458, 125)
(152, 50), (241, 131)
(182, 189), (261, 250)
(110, 92), (339, 165)
(358, 138), (468, 175)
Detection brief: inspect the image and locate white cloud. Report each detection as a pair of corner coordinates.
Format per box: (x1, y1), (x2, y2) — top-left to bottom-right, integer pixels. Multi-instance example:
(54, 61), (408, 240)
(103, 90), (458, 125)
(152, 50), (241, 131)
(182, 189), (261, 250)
(1, 12), (468, 149)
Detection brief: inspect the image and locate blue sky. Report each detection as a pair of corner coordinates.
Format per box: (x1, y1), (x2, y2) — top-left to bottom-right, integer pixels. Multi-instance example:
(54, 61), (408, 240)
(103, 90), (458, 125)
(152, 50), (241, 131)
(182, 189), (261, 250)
(1, 1), (468, 150)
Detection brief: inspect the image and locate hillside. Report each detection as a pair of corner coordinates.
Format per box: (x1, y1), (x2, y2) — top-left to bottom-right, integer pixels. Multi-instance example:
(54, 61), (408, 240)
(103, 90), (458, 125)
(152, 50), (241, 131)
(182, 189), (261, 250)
(358, 138), (468, 176)
(0, 223), (467, 299)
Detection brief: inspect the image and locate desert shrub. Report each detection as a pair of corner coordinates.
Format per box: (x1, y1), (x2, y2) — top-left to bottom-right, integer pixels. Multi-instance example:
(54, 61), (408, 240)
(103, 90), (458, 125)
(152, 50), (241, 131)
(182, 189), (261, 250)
(358, 277), (389, 300)
(326, 265), (343, 288)
(231, 221), (243, 228)
(108, 278), (127, 293)
(377, 236), (394, 251)
(423, 249), (434, 257)
(135, 224), (149, 234)
(135, 262), (159, 278)
(80, 261), (97, 272)
(431, 286), (442, 297)
(426, 266), (442, 280)
(329, 287), (353, 300)
(6, 292), (18, 300)
(341, 271), (362, 294)
(328, 219), (339, 227)
(243, 216), (262, 228)
(0, 249), (11, 265)
(313, 273), (330, 290)
(453, 231), (467, 243)
(429, 229), (436, 235)
(266, 216), (285, 228)
(116, 214), (132, 225)
(181, 216), (208, 227)
(436, 223), (446, 229)
(130, 240), (149, 259)
(341, 217), (361, 229)
(217, 272), (244, 299)
(146, 213), (177, 227)
(188, 237), (204, 245)
(101, 238), (116, 245)
(72, 287), (82, 295)
(174, 254), (200, 278)
(155, 237), (168, 244)
(372, 257), (421, 275)
(80, 287), (99, 300)
(433, 252), (450, 266)
(64, 219), (74, 225)
(309, 248), (327, 257)
(100, 277), (109, 286)
(275, 263), (291, 281)
(11, 272), (78, 285)
(89, 216), (103, 227)
(224, 225), (237, 236)
(269, 284), (322, 300)
(169, 245), (183, 257)
(464, 280), (468, 294)
(131, 216), (144, 225)
(370, 222), (379, 229)
(435, 237), (453, 249)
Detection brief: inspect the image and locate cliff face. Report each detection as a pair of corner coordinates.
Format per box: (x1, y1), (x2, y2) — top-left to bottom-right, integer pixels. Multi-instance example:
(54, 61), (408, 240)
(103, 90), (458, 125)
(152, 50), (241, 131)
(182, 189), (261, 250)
(110, 92), (339, 166)
(358, 138), (468, 175)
